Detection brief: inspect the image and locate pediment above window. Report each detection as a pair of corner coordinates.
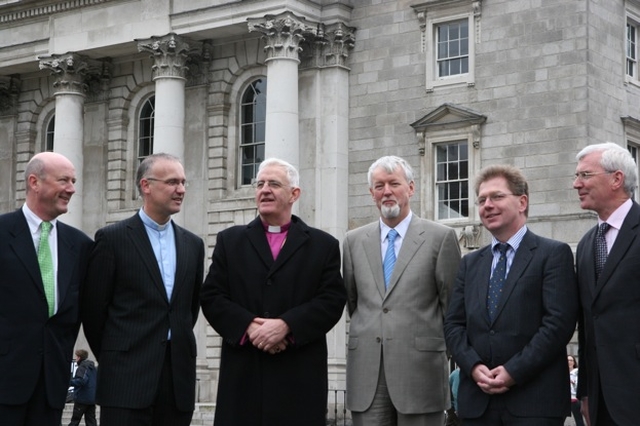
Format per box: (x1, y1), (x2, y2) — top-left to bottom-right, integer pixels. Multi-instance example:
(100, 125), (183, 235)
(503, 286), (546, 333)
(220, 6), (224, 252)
(411, 103), (486, 132)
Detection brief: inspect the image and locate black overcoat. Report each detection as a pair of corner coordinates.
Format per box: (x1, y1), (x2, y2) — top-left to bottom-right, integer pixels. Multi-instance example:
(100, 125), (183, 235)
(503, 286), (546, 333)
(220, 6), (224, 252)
(201, 215), (346, 426)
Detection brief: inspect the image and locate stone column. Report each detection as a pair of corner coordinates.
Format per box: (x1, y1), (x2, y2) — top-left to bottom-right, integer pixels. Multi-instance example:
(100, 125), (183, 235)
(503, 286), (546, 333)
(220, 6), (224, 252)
(137, 33), (193, 160)
(39, 53), (95, 229)
(249, 12), (316, 170)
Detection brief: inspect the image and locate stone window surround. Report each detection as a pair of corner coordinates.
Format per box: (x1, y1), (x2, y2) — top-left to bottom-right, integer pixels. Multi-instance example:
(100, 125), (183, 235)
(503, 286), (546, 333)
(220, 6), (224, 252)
(413, 0), (481, 92)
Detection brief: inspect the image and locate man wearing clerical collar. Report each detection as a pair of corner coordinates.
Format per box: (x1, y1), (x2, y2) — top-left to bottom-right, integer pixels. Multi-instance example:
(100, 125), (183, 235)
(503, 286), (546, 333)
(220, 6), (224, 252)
(201, 158), (346, 426)
(82, 153), (205, 426)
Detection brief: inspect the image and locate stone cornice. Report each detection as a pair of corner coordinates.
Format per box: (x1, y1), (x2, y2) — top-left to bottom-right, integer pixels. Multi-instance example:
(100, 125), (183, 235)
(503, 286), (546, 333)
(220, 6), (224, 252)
(0, 0), (114, 25)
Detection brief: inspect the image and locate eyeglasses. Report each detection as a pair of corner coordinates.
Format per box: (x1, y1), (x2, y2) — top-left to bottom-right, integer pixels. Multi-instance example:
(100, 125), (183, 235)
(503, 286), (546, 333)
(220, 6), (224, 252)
(573, 171), (613, 181)
(146, 177), (188, 188)
(252, 180), (288, 190)
(475, 192), (518, 206)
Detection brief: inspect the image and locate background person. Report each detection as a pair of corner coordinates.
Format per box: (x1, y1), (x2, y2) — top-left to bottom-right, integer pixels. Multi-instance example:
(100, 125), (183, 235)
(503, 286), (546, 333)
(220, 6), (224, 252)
(343, 155), (461, 426)
(68, 349), (97, 426)
(0, 152), (92, 426)
(567, 355), (585, 426)
(200, 158), (346, 426)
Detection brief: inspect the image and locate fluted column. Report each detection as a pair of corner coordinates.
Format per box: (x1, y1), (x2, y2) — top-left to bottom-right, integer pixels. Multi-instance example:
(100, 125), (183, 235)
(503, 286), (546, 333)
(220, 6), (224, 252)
(39, 53), (94, 229)
(137, 33), (194, 160)
(249, 12), (316, 170)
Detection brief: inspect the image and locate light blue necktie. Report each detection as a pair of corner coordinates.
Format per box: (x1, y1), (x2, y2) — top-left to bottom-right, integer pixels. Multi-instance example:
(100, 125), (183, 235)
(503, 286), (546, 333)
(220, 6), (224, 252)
(383, 229), (398, 290)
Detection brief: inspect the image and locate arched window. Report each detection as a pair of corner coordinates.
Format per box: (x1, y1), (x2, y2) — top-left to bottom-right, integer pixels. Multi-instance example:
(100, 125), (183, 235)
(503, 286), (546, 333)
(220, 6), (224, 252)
(45, 115), (55, 151)
(239, 79), (267, 185)
(138, 96), (155, 163)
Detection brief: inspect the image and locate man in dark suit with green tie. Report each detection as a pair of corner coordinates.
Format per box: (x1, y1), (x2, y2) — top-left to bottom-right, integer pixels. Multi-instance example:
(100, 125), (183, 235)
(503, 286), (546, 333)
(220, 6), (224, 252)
(0, 152), (92, 426)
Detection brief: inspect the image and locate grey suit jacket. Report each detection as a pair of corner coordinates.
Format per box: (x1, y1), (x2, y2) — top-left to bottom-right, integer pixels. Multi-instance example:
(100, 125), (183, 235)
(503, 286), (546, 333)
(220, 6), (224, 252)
(344, 215), (461, 413)
(444, 230), (578, 419)
(82, 213), (204, 411)
(576, 202), (640, 424)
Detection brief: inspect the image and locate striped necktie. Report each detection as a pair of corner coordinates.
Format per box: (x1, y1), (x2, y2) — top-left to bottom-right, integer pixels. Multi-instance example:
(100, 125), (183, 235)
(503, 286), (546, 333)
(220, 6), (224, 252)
(383, 229), (398, 290)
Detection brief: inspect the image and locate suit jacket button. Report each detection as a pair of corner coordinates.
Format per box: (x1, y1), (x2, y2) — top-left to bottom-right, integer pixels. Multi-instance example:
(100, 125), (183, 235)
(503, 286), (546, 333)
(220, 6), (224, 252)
(266, 279), (272, 286)
(383, 308), (389, 313)
(489, 330), (495, 335)
(264, 311), (270, 317)
(376, 337), (381, 343)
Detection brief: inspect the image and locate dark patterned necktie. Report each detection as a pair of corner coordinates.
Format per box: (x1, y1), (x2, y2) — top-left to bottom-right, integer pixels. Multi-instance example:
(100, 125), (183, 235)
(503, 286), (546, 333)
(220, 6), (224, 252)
(595, 222), (610, 279)
(487, 243), (508, 321)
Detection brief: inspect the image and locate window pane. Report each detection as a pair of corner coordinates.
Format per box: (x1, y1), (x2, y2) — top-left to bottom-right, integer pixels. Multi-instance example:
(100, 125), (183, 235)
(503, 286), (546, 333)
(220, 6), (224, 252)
(435, 140), (469, 219)
(436, 19), (469, 78)
(138, 96), (155, 162)
(45, 115), (55, 151)
(239, 78), (267, 186)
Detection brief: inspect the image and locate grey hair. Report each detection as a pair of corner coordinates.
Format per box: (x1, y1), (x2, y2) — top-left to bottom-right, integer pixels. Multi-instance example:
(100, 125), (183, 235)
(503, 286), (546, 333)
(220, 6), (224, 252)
(367, 156), (414, 188)
(258, 158), (300, 188)
(577, 142), (638, 196)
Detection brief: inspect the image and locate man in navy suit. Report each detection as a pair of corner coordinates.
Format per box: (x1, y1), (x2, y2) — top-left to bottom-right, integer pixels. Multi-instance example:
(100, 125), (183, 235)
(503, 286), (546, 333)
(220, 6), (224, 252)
(444, 165), (578, 425)
(82, 153), (204, 426)
(0, 152), (92, 426)
(573, 142), (640, 425)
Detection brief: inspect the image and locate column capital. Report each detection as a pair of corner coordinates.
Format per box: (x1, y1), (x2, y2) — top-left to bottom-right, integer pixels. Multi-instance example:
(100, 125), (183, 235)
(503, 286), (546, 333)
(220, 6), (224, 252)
(0, 75), (21, 116)
(136, 33), (199, 80)
(39, 52), (103, 95)
(323, 22), (356, 68)
(300, 22), (356, 70)
(248, 12), (317, 62)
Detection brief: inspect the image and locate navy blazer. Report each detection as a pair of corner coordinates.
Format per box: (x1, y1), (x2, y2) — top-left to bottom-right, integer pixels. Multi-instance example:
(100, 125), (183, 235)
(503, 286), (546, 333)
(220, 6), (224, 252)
(444, 230), (578, 419)
(0, 209), (92, 409)
(576, 202), (640, 424)
(82, 213), (204, 411)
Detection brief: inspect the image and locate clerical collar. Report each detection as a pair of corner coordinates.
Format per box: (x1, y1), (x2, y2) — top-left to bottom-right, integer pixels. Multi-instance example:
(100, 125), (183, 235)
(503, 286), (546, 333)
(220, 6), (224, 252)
(262, 221), (291, 233)
(139, 208), (171, 231)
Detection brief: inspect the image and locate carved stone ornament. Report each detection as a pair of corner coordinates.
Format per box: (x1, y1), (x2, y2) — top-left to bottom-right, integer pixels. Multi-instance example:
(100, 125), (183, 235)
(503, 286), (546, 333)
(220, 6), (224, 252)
(248, 12), (317, 61)
(323, 22), (356, 68)
(137, 33), (197, 80)
(39, 53), (95, 94)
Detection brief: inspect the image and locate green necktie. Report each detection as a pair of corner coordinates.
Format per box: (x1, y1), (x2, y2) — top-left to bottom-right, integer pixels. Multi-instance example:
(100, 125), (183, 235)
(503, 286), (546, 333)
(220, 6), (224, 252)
(38, 221), (55, 317)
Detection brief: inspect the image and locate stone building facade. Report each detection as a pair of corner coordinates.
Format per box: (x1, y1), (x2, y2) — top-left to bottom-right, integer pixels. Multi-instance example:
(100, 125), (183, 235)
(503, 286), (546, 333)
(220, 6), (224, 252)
(2, 0), (640, 412)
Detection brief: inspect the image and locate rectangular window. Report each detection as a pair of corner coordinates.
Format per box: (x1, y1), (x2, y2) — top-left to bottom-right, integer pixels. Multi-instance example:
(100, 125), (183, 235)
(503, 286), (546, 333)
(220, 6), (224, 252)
(437, 19), (469, 78)
(436, 141), (469, 220)
(627, 22), (638, 79)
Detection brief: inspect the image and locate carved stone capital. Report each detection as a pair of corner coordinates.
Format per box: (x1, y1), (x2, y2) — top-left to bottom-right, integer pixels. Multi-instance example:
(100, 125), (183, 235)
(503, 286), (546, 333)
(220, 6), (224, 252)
(248, 12), (317, 61)
(323, 22), (356, 68)
(137, 33), (199, 80)
(0, 75), (20, 116)
(39, 53), (100, 95)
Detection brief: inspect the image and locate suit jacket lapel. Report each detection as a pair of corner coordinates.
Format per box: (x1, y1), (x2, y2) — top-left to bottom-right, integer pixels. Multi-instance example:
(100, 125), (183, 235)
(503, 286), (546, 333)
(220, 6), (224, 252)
(56, 222), (79, 308)
(246, 217), (275, 269)
(475, 246), (493, 324)
(171, 223), (187, 303)
(385, 217), (425, 297)
(127, 215), (168, 303)
(363, 224), (385, 298)
(270, 219), (309, 276)
(9, 210), (43, 294)
(594, 203), (640, 299)
(491, 231), (535, 323)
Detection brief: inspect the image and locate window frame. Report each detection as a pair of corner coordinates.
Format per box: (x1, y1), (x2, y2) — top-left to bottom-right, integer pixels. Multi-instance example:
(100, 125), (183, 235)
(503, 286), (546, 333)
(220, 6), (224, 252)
(626, 7), (640, 87)
(435, 140), (470, 221)
(238, 78), (267, 187)
(137, 95), (155, 165)
(413, 0), (480, 92)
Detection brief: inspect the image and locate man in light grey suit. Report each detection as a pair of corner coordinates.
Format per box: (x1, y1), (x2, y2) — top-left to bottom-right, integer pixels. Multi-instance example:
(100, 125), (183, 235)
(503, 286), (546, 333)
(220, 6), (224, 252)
(344, 155), (461, 426)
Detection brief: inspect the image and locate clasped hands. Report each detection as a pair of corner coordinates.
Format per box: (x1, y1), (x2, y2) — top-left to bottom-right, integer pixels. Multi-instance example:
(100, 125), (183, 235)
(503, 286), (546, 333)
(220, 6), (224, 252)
(247, 317), (290, 355)
(471, 364), (515, 394)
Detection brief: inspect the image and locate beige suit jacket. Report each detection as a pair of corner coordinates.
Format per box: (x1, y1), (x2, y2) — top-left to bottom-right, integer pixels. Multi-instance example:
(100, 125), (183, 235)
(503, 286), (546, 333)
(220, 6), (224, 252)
(343, 215), (461, 414)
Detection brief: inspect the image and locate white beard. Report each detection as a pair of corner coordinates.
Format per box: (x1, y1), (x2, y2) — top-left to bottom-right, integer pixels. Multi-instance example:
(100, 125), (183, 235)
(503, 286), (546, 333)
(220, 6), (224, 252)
(381, 204), (400, 219)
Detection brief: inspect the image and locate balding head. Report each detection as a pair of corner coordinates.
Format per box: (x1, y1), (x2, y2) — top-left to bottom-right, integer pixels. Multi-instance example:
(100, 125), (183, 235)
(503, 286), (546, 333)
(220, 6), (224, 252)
(25, 152), (76, 221)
